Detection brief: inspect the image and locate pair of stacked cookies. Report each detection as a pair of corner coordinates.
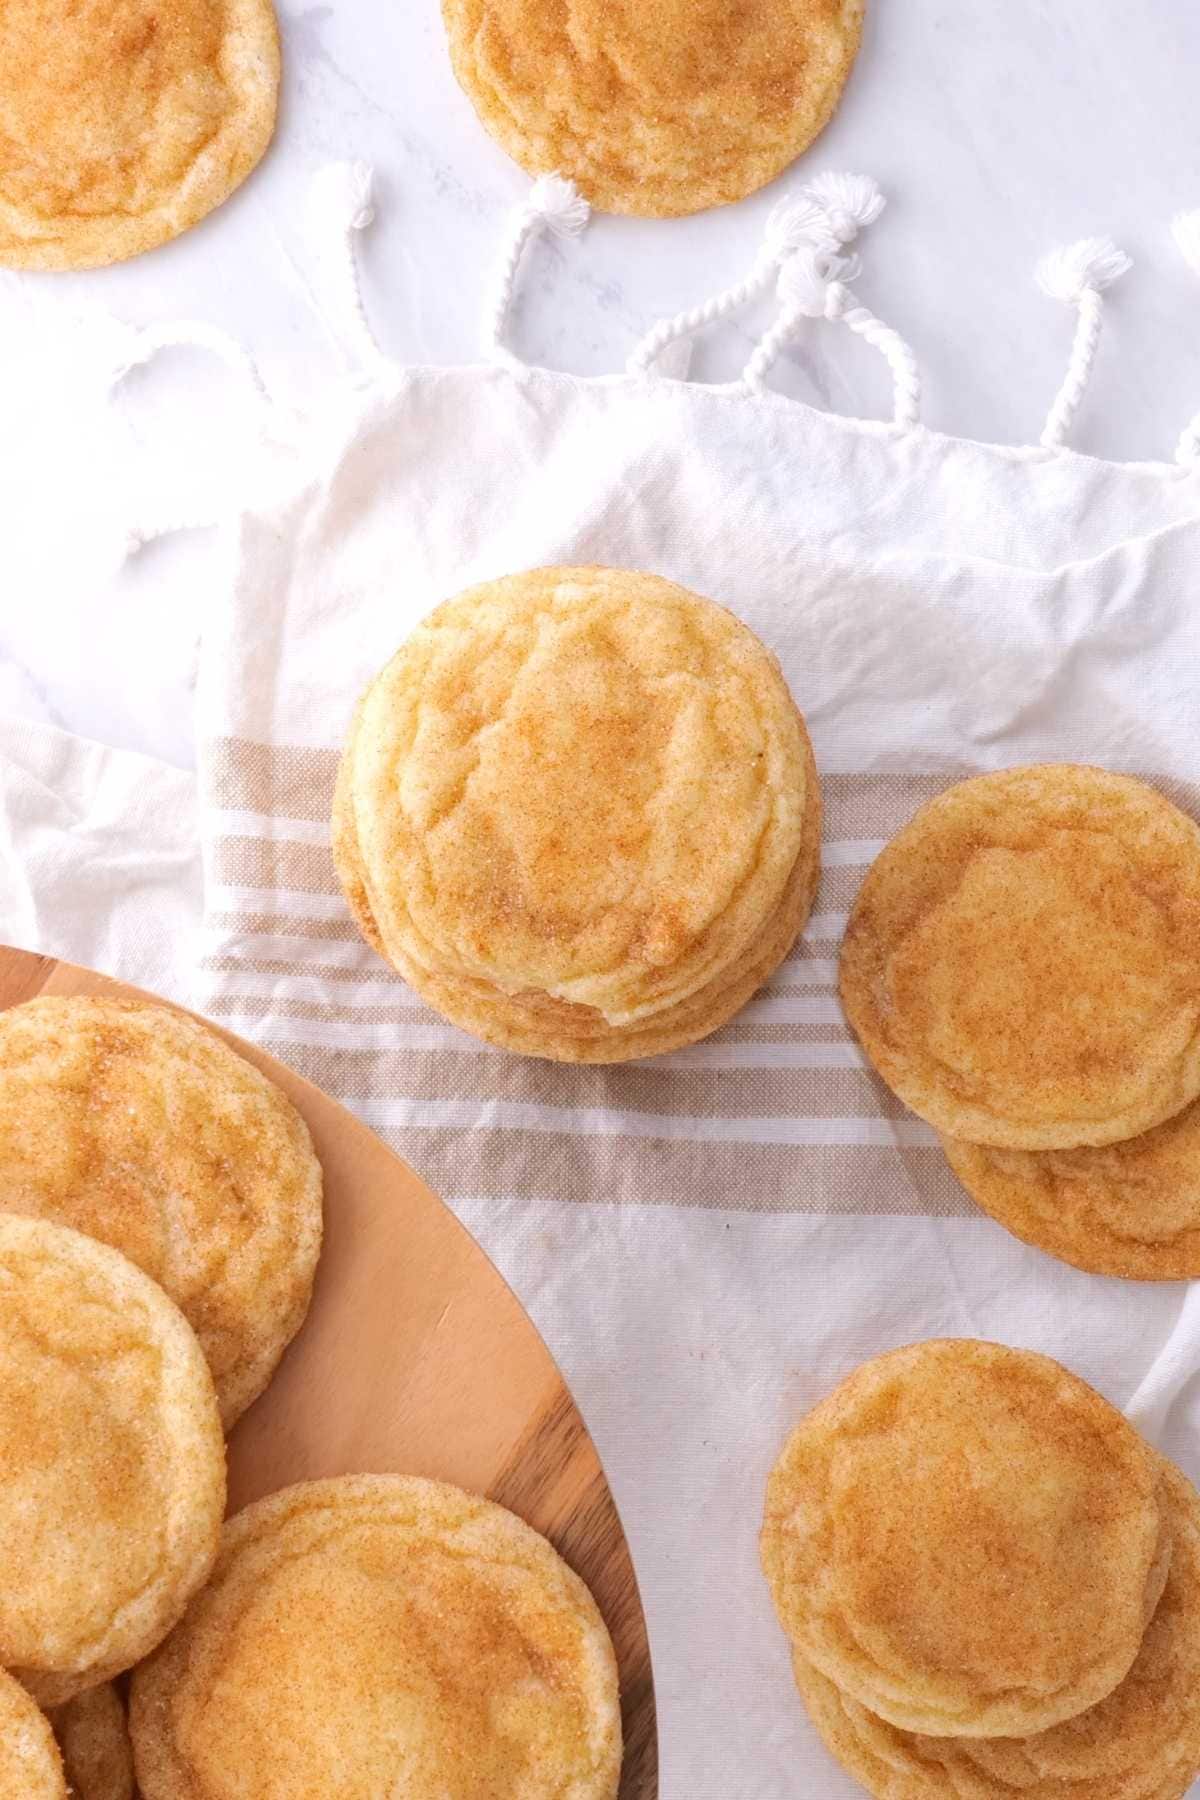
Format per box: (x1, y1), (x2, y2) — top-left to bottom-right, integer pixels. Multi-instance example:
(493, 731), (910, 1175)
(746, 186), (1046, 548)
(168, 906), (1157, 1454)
(761, 1339), (1200, 1798)
(335, 566), (822, 1062)
(0, 994), (325, 1797)
(840, 764), (1200, 1279)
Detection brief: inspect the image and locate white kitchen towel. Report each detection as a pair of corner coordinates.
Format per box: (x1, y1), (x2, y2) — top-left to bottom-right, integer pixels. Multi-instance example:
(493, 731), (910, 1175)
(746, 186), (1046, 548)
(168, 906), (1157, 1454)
(6, 178), (1200, 1798)
(171, 366), (1200, 1799)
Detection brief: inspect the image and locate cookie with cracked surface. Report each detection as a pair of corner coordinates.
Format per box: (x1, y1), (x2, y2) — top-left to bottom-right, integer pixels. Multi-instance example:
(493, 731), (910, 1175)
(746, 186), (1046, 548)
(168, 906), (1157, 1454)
(442, 0), (863, 216)
(0, 996), (323, 1427)
(0, 0), (279, 270)
(839, 766), (1200, 1149)
(130, 1474), (621, 1798)
(334, 566), (820, 1061)
(790, 1458), (1200, 1799)
(0, 1214), (225, 1705)
(761, 1339), (1171, 1739)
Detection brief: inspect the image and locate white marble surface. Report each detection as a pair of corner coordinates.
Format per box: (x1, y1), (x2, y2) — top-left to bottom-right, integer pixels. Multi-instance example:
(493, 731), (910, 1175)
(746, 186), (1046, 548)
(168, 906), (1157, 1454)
(1, 20), (1200, 1791)
(2, 0), (1200, 760)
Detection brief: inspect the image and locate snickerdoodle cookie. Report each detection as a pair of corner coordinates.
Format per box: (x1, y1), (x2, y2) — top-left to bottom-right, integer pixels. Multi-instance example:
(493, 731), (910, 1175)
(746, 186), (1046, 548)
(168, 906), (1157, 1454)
(839, 767), (1200, 1149)
(130, 1474), (621, 1798)
(442, 0), (863, 216)
(0, 996), (323, 1426)
(334, 567), (821, 1062)
(0, 1214), (225, 1705)
(0, 1670), (65, 1799)
(48, 1686), (133, 1800)
(942, 1092), (1200, 1281)
(790, 1458), (1200, 1799)
(761, 1340), (1169, 1739)
(0, 0), (279, 270)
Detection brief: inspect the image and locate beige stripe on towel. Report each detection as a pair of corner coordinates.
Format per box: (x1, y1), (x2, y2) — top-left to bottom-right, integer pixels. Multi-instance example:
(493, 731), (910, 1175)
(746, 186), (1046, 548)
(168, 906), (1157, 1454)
(197, 741), (1200, 1215)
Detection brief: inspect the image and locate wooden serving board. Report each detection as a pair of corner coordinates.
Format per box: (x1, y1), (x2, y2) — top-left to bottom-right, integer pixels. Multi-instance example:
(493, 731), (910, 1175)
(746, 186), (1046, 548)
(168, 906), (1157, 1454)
(0, 948), (657, 1796)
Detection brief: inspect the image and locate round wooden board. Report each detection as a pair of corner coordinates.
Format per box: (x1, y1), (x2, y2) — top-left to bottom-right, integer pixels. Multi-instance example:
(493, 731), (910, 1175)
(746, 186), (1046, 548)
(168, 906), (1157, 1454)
(0, 947), (657, 1795)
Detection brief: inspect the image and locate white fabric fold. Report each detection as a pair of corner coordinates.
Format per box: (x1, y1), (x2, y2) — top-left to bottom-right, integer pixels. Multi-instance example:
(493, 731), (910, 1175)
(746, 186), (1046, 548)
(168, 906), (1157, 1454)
(0, 716), (200, 1002)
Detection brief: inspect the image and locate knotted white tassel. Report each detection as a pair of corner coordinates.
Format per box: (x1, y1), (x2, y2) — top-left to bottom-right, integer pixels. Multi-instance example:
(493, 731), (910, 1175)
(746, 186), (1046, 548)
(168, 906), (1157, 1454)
(122, 517), (206, 559)
(109, 319), (270, 405)
(741, 242), (921, 430)
(486, 175), (590, 372)
(801, 171), (886, 244)
(627, 196), (828, 377)
(109, 320), (277, 559)
(1171, 211), (1200, 466)
(308, 160), (389, 373)
(121, 490), (245, 559)
(627, 171), (885, 377)
(1035, 237), (1131, 449)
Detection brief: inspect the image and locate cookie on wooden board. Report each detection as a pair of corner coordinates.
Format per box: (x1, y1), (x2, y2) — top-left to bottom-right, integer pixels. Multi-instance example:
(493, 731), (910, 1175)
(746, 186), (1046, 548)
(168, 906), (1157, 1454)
(0, 996), (323, 1427)
(131, 1474), (621, 1798)
(0, 1215), (225, 1705)
(0, 1670), (65, 1800)
(48, 1686), (133, 1800)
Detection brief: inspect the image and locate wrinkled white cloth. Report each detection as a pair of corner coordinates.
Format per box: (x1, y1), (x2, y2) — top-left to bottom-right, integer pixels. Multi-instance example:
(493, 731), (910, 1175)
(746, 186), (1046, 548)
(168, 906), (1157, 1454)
(0, 716), (199, 1000)
(4, 322), (1200, 1797)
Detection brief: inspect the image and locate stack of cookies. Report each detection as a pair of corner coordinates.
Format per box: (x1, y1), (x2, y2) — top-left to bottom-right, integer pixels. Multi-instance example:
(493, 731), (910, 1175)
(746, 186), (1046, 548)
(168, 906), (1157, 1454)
(839, 764), (1200, 1279)
(334, 565), (822, 1062)
(761, 1339), (1200, 1798)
